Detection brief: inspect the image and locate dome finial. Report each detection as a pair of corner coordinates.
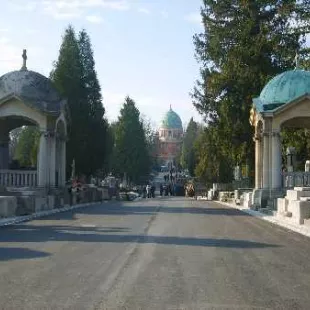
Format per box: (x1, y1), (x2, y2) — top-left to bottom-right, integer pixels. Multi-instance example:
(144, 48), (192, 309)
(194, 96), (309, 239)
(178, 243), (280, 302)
(21, 49), (27, 71)
(169, 104), (172, 111)
(294, 52), (300, 70)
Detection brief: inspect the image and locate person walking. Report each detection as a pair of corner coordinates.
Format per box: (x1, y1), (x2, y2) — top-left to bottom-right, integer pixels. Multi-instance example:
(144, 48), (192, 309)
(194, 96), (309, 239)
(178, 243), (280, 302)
(151, 184), (155, 198)
(146, 184), (151, 198)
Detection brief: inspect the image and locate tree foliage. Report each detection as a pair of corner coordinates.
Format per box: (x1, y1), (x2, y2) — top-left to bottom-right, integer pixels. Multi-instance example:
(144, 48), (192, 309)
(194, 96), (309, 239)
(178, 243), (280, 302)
(112, 97), (151, 183)
(281, 128), (310, 170)
(141, 116), (159, 171)
(181, 117), (199, 176)
(51, 26), (109, 178)
(192, 1), (310, 182)
(14, 126), (40, 167)
(78, 29), (109, 176)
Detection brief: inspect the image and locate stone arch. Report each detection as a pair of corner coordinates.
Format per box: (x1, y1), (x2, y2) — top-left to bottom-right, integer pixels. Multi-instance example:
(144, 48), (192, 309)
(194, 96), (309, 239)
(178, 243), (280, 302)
(0, 114), (40, 172)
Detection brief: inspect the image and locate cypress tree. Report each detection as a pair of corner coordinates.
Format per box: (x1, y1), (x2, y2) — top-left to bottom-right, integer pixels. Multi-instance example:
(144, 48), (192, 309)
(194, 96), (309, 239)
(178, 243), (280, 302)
(181, 118), (199, 176)
(113, 97), (150, 183)
(78, 29), (108, 176)
(51, 25), (88, 177)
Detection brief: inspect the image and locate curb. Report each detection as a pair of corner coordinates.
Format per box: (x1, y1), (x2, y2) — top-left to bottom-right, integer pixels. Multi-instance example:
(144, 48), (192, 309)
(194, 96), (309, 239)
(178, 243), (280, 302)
(0, 201), (103, 228)
(133, 196), (142, 202)
(214, 201), (310, 238)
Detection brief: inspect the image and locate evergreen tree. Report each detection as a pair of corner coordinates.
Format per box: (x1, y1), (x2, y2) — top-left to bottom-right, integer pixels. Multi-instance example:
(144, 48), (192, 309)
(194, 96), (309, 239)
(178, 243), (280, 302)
(141, 116), (159, 171)
(78, 29), (108, 176)
(51, 25), (87, 177)
(113, 97), (150, 183)
(192, 1), (310, 182)
(51, 26), (111, 178)
(78, 29), (105, 120)
(180, 117), (199, 176)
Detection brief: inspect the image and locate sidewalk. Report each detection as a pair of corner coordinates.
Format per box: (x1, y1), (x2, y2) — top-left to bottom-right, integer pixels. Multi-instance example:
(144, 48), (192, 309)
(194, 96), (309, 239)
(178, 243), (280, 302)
(0, 201), (108, 228)
(215, 200), (310, 238)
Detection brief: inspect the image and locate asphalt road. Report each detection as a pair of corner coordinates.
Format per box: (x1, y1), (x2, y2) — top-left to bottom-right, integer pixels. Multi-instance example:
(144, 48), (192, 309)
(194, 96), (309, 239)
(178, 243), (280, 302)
(1, 197), (310, 309)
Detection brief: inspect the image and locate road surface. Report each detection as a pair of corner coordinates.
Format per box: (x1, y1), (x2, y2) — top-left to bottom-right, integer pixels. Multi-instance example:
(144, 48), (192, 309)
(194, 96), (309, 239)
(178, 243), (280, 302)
(1, 197), (310, 309)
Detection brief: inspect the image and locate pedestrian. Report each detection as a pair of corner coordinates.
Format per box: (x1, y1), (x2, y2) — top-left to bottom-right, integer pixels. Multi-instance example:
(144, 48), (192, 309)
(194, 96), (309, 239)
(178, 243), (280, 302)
(146, 184), (151, 198)
(159, 183), (163, 196)
(151, 184), (155, 198)
(164, 185), (168, 196)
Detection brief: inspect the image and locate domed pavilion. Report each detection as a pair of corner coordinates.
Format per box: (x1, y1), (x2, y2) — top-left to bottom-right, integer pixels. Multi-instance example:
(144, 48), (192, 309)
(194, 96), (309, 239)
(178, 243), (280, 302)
(0, 50), (67, 188)
(250, 66), (310, 208)
(158, 106), (183, 168)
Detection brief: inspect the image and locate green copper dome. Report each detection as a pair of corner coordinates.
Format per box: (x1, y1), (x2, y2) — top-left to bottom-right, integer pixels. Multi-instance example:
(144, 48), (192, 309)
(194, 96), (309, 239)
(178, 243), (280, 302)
(255, 70), (310, 112)
(161, 107), (183, 129)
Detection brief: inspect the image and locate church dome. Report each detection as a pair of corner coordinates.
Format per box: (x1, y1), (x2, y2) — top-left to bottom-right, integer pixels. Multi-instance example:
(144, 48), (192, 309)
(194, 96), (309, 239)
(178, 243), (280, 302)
(0, 70), (63, 114)
(161, 107), (183, 130)
(259, 69), (310, 107)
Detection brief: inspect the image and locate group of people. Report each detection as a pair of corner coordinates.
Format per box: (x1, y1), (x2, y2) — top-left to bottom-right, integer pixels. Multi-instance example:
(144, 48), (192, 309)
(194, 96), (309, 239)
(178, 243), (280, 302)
(159, 183), (174, 196)
(143, 184), (156, 198)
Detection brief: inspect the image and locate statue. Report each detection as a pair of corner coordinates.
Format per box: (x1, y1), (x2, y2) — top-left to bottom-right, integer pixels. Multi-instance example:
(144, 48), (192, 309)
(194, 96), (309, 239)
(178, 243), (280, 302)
(294, 52), (300, 70)
(249, 106), (256, 126)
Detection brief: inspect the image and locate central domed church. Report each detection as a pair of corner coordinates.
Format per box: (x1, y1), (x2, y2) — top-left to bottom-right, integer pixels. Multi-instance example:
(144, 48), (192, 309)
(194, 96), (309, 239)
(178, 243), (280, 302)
(157, 106), (183, 168)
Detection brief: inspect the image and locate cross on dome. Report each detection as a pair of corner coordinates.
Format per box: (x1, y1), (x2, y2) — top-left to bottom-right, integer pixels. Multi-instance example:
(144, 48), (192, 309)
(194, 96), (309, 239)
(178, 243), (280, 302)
(21, 49), (27, 71)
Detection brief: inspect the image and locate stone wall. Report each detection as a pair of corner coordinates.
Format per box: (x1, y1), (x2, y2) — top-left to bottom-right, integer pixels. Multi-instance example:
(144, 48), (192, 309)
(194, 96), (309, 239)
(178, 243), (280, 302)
(0, 186), (110, 218)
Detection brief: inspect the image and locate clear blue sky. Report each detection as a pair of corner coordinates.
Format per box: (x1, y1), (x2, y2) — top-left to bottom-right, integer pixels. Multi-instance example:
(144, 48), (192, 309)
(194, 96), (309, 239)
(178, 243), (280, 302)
(0, 0), (203, 128)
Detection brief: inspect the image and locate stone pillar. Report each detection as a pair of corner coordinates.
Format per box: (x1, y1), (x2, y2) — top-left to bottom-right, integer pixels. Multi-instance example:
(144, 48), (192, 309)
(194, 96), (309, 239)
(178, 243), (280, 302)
(55, 137), (66, 187)
(38, 132), (48, 187)
(254, 134), (262, 189)
(262, 132), (270, 188)
(38, 130), (56, 187)
(271, 131), (282, 189)
(61, 140), (66, 186)
(48, 134), (56, 187)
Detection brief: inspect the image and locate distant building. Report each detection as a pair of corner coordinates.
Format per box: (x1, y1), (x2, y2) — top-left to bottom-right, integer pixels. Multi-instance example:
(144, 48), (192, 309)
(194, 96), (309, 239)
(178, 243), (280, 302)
(157, 106), (183, 168)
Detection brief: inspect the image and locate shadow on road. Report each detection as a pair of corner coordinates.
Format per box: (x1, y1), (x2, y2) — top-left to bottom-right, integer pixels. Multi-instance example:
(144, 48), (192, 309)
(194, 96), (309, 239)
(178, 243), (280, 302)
(0, 247), (50, 261)
(0, 224), (279, 249)
(73, 204), (248, 217)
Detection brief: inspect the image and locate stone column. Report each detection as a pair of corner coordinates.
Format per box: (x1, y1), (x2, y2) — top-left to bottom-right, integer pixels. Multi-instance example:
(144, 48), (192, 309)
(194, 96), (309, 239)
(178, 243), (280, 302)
(38, 130), (56, 187)
(61, 140), (66, 186)
(38, 132), (48, 187)
(271, 131), (282, 189)
(254, 133), (262, 189)
(48, 133), (56, 187)
(262, 132), (270, 188)
(55, 136), (66, 187)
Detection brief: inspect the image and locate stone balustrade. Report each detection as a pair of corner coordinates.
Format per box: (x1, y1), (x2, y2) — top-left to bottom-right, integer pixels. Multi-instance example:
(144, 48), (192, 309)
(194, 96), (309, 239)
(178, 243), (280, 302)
(283, 172), (310, 189)
(0, 170), (37, 187)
